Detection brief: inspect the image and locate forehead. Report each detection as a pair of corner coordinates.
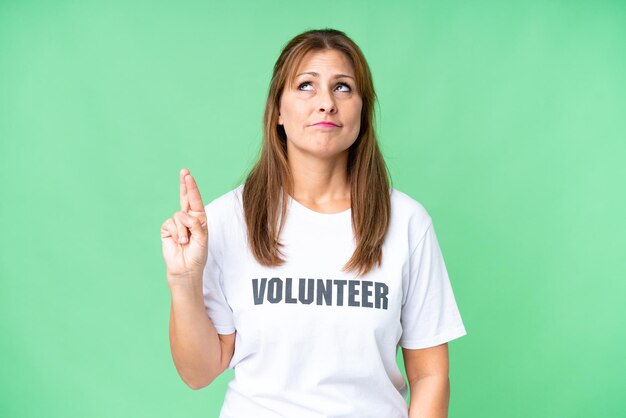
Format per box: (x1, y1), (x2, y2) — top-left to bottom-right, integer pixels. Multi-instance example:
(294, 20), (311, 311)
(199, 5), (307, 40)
(290, 49), (355, 80)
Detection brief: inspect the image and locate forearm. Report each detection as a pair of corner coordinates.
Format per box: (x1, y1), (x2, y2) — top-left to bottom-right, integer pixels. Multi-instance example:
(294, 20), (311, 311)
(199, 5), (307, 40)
(169, 275), (222, 389)
(408, 375), (450, 418)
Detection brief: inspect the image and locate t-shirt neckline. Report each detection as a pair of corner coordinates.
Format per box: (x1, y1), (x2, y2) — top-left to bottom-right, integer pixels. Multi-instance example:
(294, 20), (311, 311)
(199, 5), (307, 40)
(287, 194), (352, 218)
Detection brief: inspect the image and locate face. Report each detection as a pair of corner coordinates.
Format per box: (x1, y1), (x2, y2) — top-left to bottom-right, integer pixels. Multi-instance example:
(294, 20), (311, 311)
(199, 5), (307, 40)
(278, 49), (362, 161)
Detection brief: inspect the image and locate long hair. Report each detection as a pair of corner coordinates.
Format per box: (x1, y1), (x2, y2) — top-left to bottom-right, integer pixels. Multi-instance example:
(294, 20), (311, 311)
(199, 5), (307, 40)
(242, 28), (391, 278)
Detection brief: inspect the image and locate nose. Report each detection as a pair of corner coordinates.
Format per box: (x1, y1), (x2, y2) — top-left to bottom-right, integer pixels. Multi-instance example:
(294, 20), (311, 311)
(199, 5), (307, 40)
(317, 89), (337, 114)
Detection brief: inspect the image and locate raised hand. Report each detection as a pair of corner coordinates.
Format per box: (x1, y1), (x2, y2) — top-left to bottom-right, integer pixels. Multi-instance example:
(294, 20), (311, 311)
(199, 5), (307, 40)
(161, 168), (209, 285)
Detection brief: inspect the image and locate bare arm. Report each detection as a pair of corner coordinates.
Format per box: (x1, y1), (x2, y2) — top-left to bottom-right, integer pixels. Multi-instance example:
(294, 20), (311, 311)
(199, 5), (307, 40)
(162, 169), (236, 390)
(169, 275), (233, 389)
(403, 343), (451, 418)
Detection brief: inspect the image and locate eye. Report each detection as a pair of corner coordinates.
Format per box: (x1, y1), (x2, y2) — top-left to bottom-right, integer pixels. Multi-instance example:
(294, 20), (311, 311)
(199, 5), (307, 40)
(335, 82), (352, 92)
(297, 81), (313, 91)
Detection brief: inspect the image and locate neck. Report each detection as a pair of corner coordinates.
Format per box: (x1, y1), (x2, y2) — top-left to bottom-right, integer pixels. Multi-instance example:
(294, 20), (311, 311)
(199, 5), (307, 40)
(287, 146), (350, 207)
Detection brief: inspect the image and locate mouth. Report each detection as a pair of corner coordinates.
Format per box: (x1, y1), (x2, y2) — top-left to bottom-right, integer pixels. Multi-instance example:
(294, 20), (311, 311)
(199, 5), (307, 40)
(312, 122), (340, 127)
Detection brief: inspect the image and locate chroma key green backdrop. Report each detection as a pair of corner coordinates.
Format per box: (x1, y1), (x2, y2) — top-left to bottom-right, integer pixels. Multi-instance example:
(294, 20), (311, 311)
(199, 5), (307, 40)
(1, 1), (625, 417)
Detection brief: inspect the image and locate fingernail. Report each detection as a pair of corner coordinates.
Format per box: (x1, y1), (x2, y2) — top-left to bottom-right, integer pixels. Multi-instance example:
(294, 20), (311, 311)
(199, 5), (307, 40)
(179, 235), (188, 244)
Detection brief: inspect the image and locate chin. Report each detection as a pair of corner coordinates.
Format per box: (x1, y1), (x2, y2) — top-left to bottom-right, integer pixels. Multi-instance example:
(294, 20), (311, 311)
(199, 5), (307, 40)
(309, 144), (352, 159)
(287, 137), (353, 159)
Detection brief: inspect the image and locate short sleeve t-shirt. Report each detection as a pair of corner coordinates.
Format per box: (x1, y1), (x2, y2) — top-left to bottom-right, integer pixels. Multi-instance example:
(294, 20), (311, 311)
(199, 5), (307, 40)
(202, 184), (467, 418)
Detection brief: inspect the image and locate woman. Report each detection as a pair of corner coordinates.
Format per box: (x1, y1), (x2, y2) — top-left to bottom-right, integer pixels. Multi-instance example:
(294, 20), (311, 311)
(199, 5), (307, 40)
(161, 28), (467, 418)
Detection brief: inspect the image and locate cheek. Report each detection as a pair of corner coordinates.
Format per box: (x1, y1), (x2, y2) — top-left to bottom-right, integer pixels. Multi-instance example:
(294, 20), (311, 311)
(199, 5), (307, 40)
(281, 104), (302, 125)
(351, 103), (363, 128)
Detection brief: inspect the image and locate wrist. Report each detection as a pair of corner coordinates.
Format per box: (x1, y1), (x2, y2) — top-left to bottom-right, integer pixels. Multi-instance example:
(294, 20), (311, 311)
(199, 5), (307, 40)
(167, 272), (203, 293)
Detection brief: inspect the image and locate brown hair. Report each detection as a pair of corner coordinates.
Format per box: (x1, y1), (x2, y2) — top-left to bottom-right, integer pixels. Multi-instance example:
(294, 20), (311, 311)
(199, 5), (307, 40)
(242, 28), (391, 278)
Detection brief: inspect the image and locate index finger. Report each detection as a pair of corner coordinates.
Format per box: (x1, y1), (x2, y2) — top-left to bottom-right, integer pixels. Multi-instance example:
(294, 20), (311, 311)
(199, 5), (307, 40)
(179, 168), (190, 212)
(184, 171), (205, 212)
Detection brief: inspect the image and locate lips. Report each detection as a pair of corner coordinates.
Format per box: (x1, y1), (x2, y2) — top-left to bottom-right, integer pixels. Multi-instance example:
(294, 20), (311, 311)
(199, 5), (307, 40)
(313, 121), (339, 127)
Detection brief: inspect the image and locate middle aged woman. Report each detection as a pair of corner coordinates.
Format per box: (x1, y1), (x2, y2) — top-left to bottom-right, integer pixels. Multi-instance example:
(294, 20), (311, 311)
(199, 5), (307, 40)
(162, 28), (467, 418)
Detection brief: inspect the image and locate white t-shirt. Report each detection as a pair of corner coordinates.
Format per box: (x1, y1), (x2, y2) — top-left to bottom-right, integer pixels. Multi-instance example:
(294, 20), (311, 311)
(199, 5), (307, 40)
(202, 184), (467, 418)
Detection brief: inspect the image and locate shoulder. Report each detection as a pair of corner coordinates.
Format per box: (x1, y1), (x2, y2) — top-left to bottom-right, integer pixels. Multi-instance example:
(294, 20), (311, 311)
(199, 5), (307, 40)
(203, 184), (245, 230)
(389, 187), (434, 248)
(202, 184), (246, 250)
(390, 188), (432, 225)
(204, 184), (244, 215)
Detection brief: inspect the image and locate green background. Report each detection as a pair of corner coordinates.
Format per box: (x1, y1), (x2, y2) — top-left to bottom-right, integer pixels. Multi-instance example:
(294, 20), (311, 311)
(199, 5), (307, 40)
(1, 0), (625, 417)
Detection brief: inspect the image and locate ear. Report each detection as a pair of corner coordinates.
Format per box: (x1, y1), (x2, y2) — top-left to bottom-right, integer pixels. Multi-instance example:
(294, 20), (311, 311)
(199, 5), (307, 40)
(278, 112), (283, 126)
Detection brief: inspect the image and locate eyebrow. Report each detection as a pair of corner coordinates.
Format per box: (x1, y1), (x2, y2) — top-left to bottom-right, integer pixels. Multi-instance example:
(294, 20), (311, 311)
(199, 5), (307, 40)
(295, 71), (355, 80)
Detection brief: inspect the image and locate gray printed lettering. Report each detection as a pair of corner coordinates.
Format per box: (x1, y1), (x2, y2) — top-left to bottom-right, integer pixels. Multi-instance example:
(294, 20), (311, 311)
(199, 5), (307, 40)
(361, 280), (373, 308)
(251, 277), (389, 309)
(285, 278), (297, 304)
(316, 279), (332, 305)
(299, 278), (315, 304)
(334, 280), (347, 306)
(252, 278), (266, 305)
(348, 280), (359, 307)
(374, 282), (388, 309)
(267, 278), (282, 304)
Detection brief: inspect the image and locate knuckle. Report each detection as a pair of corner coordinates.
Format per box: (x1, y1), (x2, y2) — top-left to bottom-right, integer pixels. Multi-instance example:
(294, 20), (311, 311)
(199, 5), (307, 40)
(165, 217), (174, 226)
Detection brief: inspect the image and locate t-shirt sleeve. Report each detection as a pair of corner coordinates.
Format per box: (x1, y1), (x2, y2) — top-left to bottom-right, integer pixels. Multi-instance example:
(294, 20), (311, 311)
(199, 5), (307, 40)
(201, 234), (236, 335)
(399, 221), (467, 349)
